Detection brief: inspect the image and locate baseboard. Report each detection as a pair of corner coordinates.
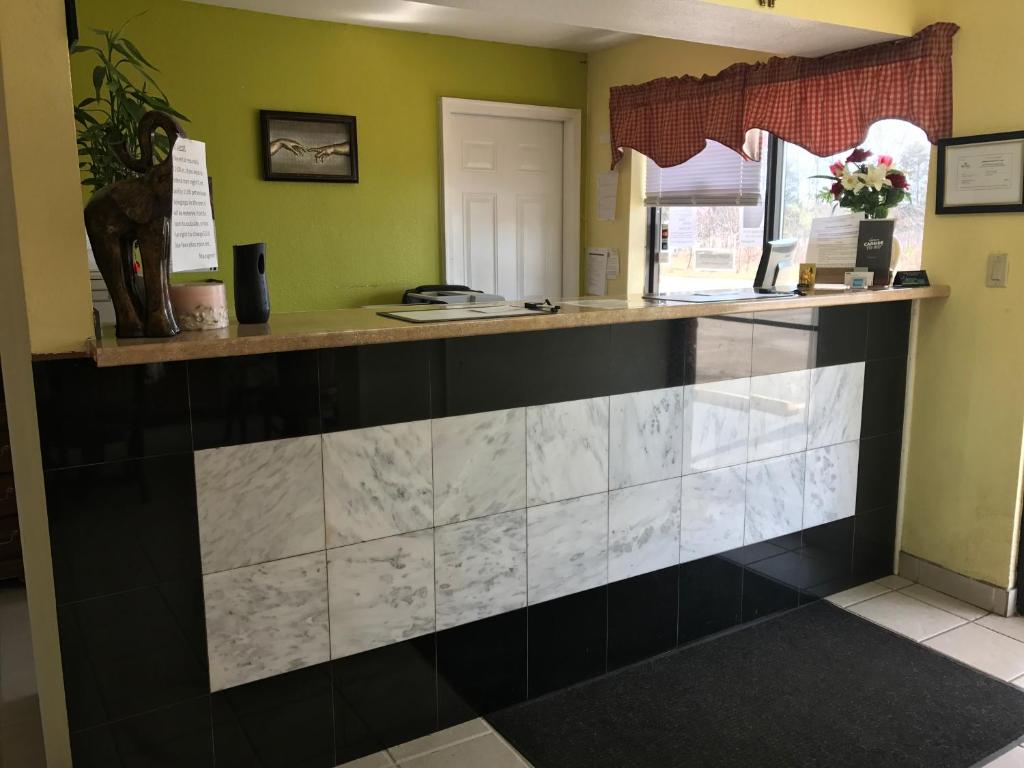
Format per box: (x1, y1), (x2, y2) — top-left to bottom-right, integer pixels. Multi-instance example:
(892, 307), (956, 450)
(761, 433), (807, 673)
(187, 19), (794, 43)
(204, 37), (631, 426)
(898, 552), (1015, 617)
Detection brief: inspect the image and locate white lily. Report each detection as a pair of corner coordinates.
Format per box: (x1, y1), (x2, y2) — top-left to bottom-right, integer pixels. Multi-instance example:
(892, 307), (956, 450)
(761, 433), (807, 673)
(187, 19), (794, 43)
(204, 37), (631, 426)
(840, 168), (861, 191)
(862, 164), (893, 192)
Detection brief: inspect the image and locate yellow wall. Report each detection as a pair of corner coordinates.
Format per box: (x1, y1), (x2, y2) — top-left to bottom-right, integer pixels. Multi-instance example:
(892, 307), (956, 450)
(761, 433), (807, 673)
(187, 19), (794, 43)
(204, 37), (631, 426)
(586, 36), (767, 295)
(900, 0), (1024, 588)
(72, 0), (587, 312)
(0, 2), (78, 764)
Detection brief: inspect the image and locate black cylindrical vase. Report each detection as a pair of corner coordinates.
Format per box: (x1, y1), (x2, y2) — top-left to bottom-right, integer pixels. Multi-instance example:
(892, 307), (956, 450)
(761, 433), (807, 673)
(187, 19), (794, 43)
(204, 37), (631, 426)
(233, 242), (270, 324)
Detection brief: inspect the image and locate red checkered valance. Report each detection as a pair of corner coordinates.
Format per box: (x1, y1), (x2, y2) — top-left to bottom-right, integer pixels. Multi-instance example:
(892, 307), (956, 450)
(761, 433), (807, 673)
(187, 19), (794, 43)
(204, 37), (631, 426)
(609, 22), (959, 169)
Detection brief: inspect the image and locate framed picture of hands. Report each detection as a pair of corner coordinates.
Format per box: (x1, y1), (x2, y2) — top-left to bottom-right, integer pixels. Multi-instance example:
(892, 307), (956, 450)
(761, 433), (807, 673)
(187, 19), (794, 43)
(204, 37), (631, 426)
(260, 110), (359, 183)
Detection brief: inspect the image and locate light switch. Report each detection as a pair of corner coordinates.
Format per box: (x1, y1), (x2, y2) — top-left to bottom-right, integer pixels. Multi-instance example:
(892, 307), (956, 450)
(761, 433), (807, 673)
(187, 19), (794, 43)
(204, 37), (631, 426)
(987, 252), (1009, 287)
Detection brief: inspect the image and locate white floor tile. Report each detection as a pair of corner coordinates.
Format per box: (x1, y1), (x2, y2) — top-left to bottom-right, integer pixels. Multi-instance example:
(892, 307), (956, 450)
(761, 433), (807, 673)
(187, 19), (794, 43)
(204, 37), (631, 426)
(1012, 674), (1024, 691)
(901, 583), (988, 621)
(978, 615), (1024, 644)
(388, 720), (490, 763)
(924, 623), (1024, 681)
(825, 581), (890, 608)
(399, 733), (526, 767)
(982, 746), (1024, 767)
(875, 574), (913, 590)
(337, 751), (395, 768)
(846, 591), (966, 641)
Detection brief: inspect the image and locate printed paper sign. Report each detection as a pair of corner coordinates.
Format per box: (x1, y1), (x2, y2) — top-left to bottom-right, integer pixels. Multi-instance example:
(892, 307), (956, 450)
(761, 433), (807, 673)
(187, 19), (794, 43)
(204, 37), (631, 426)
(171, 138), (218, 273)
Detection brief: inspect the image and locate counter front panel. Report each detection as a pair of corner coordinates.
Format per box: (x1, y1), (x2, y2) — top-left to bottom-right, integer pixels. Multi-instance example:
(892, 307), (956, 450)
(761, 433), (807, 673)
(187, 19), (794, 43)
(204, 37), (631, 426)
(37, 301), (911, 768)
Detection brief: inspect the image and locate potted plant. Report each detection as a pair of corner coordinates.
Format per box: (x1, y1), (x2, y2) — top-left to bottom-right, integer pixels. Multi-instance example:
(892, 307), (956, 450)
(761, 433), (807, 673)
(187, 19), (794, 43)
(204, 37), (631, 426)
(74, 19), (190, 337)
(814, 148), (911, 219)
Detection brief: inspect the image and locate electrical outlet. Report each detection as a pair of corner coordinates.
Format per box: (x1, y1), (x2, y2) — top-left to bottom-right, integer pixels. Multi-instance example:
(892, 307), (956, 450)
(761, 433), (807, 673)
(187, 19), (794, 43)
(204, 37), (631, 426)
(987, 252), (1009, 287)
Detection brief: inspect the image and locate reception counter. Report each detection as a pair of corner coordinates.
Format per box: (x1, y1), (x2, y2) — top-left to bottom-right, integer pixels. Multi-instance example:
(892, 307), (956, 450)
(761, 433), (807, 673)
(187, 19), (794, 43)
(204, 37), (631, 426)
(37, 287), (946, 767)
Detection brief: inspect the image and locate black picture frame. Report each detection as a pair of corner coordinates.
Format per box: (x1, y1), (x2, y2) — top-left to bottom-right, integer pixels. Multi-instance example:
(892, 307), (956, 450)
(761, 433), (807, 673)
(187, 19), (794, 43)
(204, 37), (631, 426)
(936, 130), (1024, 215)
(259, 110), (359, 183)
(65, 0), (79, 49)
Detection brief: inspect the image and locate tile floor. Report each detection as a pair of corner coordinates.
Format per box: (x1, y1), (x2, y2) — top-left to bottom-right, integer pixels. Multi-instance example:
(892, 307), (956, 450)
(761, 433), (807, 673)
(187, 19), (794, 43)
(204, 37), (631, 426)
(5, 578), (1024, 768)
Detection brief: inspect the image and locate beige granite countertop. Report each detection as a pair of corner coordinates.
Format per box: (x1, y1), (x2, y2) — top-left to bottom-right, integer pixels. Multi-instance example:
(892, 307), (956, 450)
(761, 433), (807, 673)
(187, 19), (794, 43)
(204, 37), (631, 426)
(86, 286), (950, 367)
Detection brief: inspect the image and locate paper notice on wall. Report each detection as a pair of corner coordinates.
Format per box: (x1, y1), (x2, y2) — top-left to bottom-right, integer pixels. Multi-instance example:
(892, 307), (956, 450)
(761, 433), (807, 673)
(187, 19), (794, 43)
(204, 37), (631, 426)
(805, 215), (859, 268)
(596, 170), (619, 221)
(171, 138), (218, 273)
(666, 207), (697, 251)
(605, 249), (620, 279)
(585, 248), (609, 296)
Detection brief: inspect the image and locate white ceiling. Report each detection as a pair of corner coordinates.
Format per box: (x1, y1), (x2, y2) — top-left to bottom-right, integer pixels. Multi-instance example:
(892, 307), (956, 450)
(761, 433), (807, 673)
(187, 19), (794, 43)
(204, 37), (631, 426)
(187, 0), (901, 56)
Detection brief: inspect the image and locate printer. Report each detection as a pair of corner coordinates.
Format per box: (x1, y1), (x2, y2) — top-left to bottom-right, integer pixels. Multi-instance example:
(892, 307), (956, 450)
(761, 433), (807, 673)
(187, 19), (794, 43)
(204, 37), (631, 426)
(402, 284), (505, 305)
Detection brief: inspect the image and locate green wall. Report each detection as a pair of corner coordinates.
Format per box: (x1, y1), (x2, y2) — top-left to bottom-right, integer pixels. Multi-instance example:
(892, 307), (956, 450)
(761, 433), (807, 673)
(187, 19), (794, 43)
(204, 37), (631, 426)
(71, 0), (587, 311)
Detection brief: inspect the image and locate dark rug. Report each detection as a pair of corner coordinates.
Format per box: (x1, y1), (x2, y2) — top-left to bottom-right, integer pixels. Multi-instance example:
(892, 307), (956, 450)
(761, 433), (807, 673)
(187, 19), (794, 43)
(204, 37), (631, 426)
(489, 601), (1024, 768)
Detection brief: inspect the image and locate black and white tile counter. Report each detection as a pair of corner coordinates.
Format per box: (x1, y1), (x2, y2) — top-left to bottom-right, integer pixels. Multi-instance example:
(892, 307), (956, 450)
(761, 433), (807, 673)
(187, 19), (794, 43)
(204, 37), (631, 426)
(34, 301), (911, 767)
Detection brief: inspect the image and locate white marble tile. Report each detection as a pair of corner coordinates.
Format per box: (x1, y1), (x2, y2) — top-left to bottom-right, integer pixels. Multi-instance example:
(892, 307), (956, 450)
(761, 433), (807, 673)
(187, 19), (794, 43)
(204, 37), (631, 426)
(744, 452), (805, 545)
(682, 377), (750, 474)
(608, 478), (680, 582)
(609, 388), (684, 490)
(195, 436), (325, 574)
(526, 398), (609, 506)
(846, 591), (966, 641)
(434, 510), (527, 631)
(327, 530), (435, 659)
(204, 551), (329, 691)
(527, 493), (608, 605)
(923, 622), (1024, 681)
(432, 408), (526, 526)
(748, 370), (809, 461)
(324, 421), (433, 547)
(803, 441), (859, 528)
(825, 581), (891, 608)
(807, 362), (865, 449)
(680, 465), (746, 563)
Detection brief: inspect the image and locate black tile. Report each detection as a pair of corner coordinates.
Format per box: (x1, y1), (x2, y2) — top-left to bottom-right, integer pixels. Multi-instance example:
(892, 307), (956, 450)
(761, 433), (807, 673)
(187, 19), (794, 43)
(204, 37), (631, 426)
(319, 342), (435, 432)
(332, 636), (436, 763)
(432, 327), (610, 418)
(678, 555), (742, 645)
(856, 432), (903, 513)
(212, 663), (334, 768)
(47, 455), (200, 605)
(70, 697), (213, 768)
(528, 587), (607, 697)
(815, 305), (869, 367)
(606, 320), (687, 394)
(686, 313), (753, 384)
(741, 567), (799, 622)
(750, 308), (818, 376)
(33, 359), (190, 470)
(188, 351), (319, 450)
(853, 504), (898, 581)
(608, 567), (678, 670)
(866, 300), (911, 360)
(861, 357), (908, 439)
(437, 609), (527, 728)
(722, 533), (802, 568)
(748, 521), (854, 605)
(58, 582), (209, 731)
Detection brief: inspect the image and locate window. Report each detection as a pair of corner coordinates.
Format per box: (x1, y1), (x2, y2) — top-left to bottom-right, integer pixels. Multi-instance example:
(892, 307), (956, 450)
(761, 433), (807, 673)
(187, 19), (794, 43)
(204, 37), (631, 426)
(647, 120), (931, 293)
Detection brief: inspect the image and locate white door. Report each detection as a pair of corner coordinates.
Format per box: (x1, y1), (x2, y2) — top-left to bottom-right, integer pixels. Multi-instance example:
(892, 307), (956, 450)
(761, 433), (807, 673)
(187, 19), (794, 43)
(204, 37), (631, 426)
(442, 102), (573, 300)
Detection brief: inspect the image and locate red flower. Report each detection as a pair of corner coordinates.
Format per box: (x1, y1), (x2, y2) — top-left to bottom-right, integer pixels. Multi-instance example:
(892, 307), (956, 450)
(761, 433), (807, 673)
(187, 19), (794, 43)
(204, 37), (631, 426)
(828, 162), (845, 177)
(889, 172), (910, 190)
(877, 154), (894, 167)
(846, 148), (872, 163)
(830, 181), (844, 199)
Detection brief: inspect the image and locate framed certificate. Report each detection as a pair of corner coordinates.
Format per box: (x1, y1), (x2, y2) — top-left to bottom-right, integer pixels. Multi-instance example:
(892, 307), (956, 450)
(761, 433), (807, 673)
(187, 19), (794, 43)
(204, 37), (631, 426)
(936, 131), (1024, 214)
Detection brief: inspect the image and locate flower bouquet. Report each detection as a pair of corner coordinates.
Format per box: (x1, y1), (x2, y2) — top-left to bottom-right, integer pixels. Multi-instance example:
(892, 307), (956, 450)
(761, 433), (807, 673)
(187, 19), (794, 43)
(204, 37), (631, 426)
(814, 148), (911, 219)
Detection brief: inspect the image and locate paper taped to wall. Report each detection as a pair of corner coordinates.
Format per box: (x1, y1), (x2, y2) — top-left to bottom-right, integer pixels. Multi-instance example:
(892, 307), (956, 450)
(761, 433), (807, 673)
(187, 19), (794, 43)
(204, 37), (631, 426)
(596, 170), (618, 221)
(586, 248), (609, 295)
(171, 138), (218, 273)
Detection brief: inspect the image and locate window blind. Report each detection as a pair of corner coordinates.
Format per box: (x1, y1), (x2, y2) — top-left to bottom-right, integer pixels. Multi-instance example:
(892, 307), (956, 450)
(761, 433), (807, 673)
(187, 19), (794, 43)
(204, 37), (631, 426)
(644, 134), (764, 207)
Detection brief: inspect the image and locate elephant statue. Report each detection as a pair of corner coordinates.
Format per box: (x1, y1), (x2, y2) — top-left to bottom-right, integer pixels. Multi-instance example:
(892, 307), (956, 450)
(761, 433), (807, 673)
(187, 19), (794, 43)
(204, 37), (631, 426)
(84, 111), (185, 338)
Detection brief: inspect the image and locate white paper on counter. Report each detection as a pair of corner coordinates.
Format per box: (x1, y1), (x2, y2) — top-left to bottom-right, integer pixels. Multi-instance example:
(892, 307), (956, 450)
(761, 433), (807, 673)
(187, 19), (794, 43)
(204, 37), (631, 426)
(806, 215), (859, 268)
(596, 170), (619, 221)
(585, 248), (609, 296)
(605, 249), (620, 279)
(171, 138), (218, 273)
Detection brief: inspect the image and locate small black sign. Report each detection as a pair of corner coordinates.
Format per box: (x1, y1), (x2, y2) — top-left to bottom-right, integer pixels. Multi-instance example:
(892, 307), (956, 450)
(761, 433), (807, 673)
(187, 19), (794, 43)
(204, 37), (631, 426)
(855, 219), (896, 287)
(894, 270), (930, 287)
